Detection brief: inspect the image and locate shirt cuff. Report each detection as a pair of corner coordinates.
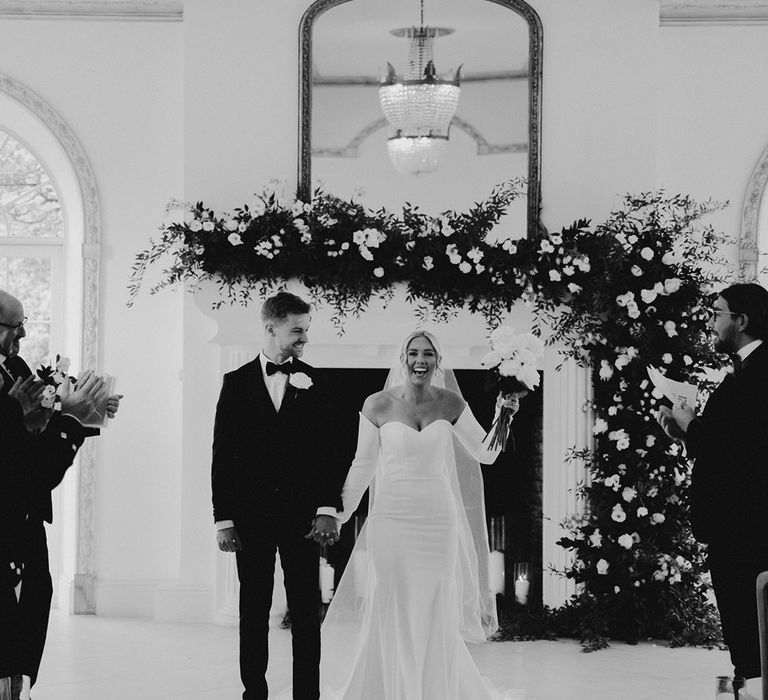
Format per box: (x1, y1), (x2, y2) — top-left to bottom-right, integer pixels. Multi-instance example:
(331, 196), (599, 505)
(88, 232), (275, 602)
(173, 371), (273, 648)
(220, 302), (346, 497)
(216, 520), (235, 530)
(316, 507), (339, 519)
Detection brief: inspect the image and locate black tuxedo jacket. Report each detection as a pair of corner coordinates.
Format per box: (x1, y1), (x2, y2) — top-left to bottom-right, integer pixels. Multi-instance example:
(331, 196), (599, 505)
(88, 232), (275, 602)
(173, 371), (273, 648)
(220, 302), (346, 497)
(211, 357), (343, 526)
(687, 342), (768, 548)
(0, 355), (95, 524)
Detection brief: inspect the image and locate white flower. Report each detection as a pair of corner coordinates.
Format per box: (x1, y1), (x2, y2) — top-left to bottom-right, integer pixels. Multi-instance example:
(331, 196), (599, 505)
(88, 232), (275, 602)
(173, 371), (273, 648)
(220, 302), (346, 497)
(189, 220), (203, 232)
(373, 267), (385, 278)
(291, 201), (306, 217)
(637, 506), (648, 517)
(618, 534), (634, 549)
(640, 246), (654, 260)
(604, 474), (621, 490)
(56, 356), (71, 374)
(664, 278), (682, 294)
(359, 246), (374, 261)
(481, 351), (502, 369)
(615, 354), (631, 370)
(567, 283), (582, 294)
(640, 288), (658, 304)
(517, 365), (540, 390)
(661, 251), (680, 266)
(498, 358), (523, 378)
(549, 270), (562, 282)
(406, 240), (416, 251)
(608, 429), (630, 451)
(627, 302), (641, 319)
(615, 292), (634, 308)
(683, 355), (693, 366)
(238, 221), (248, 233)
(293, 218), (309, 234)
(228, 233), (244, 246)
(423, 256), (434, 271)
(550, 233), (563, 245)
(352, 230), (367, 246)
(501, 239), (517, 254)
(599, 360), (614, 381)
(202, 221), (215, 232)
(593, 418), (608, 435)
(288, 372), (313, 390)
(225, 219), (239, 232)
(251, 199), (266, 216)
(646, 435), (656, 447)
(611, 504), (627, 522)
(439, 217), (454, 237)
(459, 261), (472, 274)
(647, 486), (659, 498)
(40, 385), (57, 409)
(562, 265), (575, 276)
(589, 530), (603, 547)
(538, 240), (555, 255)
(664, 320), (677, 337)
(631, 265), (643, 277)
(575, 256), (591, 272)
(596, 559), (609, 575)
(651, 513), (666, 525)
(662, 353), (673, 364)
(475, 264), (485, 274)
(608, 406), (618, 416)
(467, 247), (484, 263)
(622, 487), (637, 503)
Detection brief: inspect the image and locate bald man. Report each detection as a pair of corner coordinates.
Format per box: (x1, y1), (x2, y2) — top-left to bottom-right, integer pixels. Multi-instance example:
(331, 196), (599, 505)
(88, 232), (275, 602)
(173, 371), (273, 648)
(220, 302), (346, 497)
(0, 289), (121, 694)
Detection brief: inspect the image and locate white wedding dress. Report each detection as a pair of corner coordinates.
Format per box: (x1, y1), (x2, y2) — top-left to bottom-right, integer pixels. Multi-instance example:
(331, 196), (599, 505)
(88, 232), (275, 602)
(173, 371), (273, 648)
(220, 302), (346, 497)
(319, 407), (509, 700)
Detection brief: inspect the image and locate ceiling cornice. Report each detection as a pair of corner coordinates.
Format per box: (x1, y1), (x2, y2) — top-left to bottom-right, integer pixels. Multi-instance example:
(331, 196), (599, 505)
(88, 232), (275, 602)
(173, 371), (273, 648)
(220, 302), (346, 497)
(0, 0), (182, 21)
(661, 1), (768, 25)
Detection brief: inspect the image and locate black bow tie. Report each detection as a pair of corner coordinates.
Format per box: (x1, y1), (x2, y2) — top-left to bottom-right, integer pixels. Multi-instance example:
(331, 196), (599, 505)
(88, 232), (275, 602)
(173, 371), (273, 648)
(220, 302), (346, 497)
(265, 361), (294, 376)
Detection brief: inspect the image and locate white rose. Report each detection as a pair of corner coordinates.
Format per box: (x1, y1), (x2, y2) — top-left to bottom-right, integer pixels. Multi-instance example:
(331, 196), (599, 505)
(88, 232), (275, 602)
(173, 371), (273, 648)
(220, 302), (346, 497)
(615, 355), (630, 370)
(481, 351), (502, 369)
(189, 220), (203, 232)
(640, 247), (654, 260)
(618, 534), (634, 550)
(664, 278), (682, 294)
(631, 265), (643, 277)
(352, 230), (367, 245)
(562, 265), (575, 276)
(228, 233), (244, 246)
(202, 221), (215, 232)
(664, 321), (677, 337)
(475, 264), (485, 274)
(288, 372), (313, 390)
(592, 418), (608, 435)
(622, 487), (637, 502)
(646, 435), (656, 447)
(459, 261), (472, 274)
(498, 358), (523, 377)
(596, 559), (609, 575)
(589, 530), (603, 547)
(251, 199), (266, 216)
(626, 302), (640, 319)
(683, 355), (693, 366)
(549, 270), (562, 282)
(662, 353), (673, 364)
(640, 288), (658, 304)
(599, 360), (614, 381)
(520, 334), (545, 357)
(611, 504), (627, 522)
(567, 283), (582, 294)
(517, 365), (540, 390)
(225, 219), (239, 232)
(359, 246), (374, 261)
(423, 256), (434, 271)
(651, 513), (666, 525)
(637, 506), (648, 517)
(373, 267), (385, 278)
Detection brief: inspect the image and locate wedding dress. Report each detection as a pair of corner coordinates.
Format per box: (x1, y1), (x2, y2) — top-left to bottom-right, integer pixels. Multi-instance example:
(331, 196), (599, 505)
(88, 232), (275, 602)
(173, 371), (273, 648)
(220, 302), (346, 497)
(319, 407), (509, 700)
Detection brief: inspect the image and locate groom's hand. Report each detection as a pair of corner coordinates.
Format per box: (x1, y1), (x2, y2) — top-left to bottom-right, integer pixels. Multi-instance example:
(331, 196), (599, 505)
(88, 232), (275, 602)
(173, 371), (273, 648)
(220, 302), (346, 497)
(305, 515), (339, 545)
(217, 526), (242, 553)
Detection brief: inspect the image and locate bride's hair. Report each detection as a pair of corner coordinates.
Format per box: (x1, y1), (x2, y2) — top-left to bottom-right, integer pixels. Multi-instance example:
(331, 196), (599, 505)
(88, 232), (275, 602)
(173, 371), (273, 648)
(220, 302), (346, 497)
(399, 329), (443, 371)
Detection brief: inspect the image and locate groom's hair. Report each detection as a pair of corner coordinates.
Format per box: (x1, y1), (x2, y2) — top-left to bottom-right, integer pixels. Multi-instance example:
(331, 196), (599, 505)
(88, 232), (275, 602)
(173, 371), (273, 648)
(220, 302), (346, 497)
(261, 292), (311, 323)
(719, 283), (768, 340)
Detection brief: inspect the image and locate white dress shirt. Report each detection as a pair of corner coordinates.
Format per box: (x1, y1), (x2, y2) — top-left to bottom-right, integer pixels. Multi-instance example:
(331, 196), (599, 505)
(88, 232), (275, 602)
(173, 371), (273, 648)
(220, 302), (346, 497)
(737, 339), (763, 362)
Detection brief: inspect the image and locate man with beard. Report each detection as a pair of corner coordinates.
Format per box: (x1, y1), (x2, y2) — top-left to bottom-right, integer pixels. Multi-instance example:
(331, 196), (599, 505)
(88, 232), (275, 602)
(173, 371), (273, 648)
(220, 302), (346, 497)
(0, 289), (121, 698)
(657, 282), (768, 697)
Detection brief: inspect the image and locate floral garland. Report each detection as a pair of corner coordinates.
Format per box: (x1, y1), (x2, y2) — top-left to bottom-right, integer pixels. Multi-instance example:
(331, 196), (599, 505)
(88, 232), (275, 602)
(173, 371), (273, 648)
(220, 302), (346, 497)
(130, 183), (734, 649)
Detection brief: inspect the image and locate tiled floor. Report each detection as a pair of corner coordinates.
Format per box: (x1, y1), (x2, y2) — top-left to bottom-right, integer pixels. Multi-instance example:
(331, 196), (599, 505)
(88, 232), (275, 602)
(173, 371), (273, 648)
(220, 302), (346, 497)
(32, 609), (743, 700)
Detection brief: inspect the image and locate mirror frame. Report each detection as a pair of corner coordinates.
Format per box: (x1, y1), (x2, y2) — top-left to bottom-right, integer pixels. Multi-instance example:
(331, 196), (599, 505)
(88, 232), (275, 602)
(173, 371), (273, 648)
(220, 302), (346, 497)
(298, 0), (543, 237)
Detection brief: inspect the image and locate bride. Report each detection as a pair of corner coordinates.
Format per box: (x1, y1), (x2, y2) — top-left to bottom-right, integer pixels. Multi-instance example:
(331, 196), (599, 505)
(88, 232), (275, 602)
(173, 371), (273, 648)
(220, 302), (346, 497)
(317, 329), (521, 700)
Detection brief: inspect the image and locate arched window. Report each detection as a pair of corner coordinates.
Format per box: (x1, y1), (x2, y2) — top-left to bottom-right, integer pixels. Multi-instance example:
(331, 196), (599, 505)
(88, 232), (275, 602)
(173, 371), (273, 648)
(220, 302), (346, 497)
(0, 128), (65, 368)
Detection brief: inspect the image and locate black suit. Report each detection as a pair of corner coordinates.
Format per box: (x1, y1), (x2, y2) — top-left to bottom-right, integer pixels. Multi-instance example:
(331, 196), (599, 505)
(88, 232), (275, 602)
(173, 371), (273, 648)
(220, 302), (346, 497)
(211, 357), (342, 700)
(686, 342), (768, 678)
(0, 356), (95, 686)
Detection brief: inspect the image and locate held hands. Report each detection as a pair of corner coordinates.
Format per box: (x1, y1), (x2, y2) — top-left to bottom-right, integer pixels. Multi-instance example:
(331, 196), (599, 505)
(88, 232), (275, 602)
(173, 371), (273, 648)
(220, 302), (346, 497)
(656, 402), (696, 442)
(217, 526), (242, 553)
(498, 390), (526, 417)
(305, 515), (340, 546)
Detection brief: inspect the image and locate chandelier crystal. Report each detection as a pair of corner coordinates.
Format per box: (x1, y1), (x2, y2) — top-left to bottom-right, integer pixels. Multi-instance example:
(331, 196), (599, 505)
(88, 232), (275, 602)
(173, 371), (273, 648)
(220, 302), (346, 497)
(378, 3), (460, 175)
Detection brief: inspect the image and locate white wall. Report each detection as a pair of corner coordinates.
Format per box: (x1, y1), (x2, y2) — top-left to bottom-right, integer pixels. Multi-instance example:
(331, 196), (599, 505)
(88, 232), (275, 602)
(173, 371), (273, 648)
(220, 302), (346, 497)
(1, 0), (764, 619)
(0, 17), (184, 614)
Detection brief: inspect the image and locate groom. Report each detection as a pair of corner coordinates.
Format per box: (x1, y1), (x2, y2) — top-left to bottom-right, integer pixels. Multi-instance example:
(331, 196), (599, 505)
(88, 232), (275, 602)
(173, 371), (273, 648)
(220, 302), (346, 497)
(211, 291), (342, 700)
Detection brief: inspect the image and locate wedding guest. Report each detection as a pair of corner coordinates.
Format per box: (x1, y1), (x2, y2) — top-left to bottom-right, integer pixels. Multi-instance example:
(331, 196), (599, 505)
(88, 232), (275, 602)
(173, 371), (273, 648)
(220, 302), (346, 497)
(0, 289), (122, 695)
(211, 291), (343, 700)
(657, 282), (768, 695)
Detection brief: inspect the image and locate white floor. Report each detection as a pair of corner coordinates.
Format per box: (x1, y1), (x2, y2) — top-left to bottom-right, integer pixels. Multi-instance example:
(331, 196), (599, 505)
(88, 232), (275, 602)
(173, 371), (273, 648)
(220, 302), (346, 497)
(31, 609), (741, 700)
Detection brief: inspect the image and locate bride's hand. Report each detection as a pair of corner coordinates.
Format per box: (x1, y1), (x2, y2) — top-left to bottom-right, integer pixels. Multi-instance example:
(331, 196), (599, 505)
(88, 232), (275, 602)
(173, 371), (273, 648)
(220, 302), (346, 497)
(498, 391), (526, 417)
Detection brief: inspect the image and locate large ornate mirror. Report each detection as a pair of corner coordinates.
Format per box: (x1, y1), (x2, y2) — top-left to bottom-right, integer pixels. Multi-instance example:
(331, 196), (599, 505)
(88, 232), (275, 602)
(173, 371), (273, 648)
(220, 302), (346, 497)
(299, 0), (542, 237)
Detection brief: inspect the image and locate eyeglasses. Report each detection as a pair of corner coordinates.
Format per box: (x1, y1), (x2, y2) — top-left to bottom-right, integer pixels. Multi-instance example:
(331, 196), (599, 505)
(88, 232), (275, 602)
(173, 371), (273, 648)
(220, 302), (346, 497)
(704, 308), (741, 321)
(0, 316), (27, 331)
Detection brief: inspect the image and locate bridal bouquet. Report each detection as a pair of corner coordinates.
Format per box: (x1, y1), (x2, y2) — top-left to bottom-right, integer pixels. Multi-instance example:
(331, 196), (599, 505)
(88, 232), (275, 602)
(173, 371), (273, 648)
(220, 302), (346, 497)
(481, 326), (544, 450)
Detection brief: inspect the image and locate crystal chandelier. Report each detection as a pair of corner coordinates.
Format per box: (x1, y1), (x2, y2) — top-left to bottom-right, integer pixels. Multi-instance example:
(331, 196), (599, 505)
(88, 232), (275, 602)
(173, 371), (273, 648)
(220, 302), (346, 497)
(379, 2), (461, 175)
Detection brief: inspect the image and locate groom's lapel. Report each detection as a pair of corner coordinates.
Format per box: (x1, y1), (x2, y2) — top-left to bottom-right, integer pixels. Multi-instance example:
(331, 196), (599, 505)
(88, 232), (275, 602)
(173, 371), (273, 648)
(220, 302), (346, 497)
(249, 357), (278, 415)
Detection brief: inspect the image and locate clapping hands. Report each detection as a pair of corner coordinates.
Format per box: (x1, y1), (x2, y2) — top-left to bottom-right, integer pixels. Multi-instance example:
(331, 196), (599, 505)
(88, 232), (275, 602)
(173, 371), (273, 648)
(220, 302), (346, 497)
(8, 375), (51, 432)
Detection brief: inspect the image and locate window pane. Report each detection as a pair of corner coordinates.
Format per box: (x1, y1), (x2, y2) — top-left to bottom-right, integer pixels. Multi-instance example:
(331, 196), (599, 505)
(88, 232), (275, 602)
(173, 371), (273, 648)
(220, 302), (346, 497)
(0, 255), (52, 368)
(0, 130), (63, 238)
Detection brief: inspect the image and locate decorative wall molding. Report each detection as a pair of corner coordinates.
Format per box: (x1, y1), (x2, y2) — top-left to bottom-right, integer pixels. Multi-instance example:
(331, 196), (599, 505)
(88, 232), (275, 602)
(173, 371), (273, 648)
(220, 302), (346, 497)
(0, 72), (102, 614)
(740, 142), (768, 280)
(0, 0), (181, 20)
(661, 1), (768, 25)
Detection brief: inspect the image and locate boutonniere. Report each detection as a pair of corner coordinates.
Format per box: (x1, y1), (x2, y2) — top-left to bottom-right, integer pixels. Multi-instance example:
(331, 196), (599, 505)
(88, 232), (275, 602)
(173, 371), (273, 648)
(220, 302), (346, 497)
(288, 371), (313, 390)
